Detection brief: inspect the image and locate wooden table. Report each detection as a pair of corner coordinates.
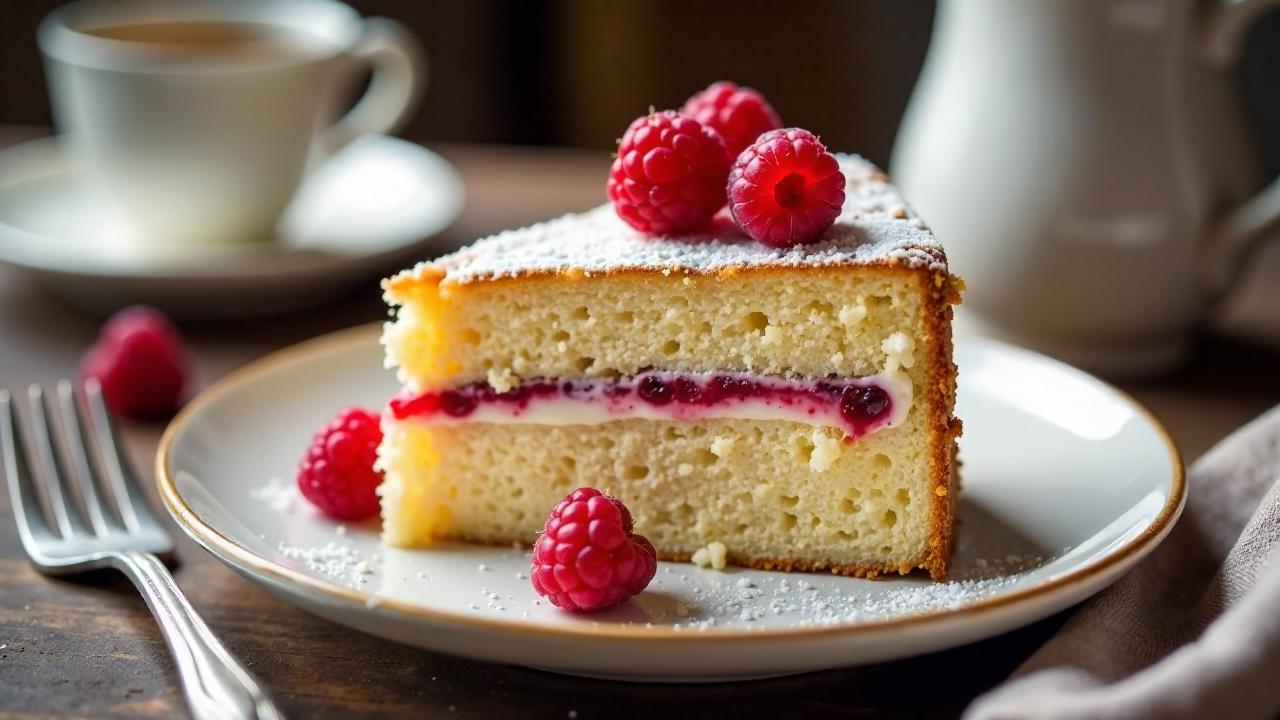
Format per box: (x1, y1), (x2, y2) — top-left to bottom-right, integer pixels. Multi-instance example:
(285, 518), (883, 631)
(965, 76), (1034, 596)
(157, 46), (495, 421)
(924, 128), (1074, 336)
(2, 140), (1279, 719)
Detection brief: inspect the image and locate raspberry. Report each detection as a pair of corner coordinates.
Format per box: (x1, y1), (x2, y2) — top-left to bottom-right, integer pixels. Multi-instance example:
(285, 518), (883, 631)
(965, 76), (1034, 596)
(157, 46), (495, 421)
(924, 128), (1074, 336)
(681, 81), (783, 157)
(727, 128), (846, 248)
(79, 306), (188, 419)
(297, 407), (384, 521)
(530, 487), (657, 612)
(606, 110), (731, 235)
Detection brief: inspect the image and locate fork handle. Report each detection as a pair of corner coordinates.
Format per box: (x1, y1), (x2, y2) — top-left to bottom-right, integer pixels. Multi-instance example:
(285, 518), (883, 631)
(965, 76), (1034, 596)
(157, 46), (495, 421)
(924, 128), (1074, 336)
(113, 551), (284, 720)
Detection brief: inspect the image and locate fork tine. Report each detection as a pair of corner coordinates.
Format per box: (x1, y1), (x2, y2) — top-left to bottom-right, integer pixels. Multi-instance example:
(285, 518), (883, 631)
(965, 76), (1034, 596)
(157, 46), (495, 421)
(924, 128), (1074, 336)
(1, 390), (58, 546)
(56, 380), (112, 536)
(82, 379), (156, 533)
(26, 384), (92, 538)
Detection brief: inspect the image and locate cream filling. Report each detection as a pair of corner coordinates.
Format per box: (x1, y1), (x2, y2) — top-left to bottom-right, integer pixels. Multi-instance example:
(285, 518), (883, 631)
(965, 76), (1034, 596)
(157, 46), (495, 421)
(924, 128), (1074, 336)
(395, 369), (913, 438)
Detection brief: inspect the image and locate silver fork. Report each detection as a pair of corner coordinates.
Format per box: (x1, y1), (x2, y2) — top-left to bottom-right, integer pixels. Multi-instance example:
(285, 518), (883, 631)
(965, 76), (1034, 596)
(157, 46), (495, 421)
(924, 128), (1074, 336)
(1, 380), (283, 720)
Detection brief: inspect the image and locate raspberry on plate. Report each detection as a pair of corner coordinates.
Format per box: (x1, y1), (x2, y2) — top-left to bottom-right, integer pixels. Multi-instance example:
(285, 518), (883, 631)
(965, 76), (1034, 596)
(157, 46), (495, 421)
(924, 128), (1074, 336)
(681, 81), (783, 157)
(79, 305), (188, 420)
(606, 110), (731, 235)
(298, 407), (384, 521)
(530, 487), (657, 612)
(727, 128), (846, 248)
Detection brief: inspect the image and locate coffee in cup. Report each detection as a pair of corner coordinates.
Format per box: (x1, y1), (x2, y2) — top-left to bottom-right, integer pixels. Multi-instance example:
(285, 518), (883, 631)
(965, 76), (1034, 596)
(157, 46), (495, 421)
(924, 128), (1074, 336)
(39, 0), (427, 248)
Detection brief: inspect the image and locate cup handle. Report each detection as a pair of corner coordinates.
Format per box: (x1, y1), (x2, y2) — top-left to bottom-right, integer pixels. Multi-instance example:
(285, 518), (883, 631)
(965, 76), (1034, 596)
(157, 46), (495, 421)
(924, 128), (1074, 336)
(1200, 0), (1280, 297)
(322, 17), (428, 154)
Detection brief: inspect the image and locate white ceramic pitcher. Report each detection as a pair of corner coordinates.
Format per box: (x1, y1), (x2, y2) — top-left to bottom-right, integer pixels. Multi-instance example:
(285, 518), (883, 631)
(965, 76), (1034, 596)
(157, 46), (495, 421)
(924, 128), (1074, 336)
(892, 0), (1280, 376)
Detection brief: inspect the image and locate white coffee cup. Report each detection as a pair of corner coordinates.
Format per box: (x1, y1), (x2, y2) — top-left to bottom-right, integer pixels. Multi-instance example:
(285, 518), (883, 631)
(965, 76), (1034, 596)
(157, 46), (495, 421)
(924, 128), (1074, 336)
(38, 0), (426, 247)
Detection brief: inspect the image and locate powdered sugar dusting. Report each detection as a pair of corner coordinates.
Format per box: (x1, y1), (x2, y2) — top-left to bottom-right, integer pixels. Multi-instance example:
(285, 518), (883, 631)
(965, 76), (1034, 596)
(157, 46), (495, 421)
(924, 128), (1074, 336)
(252, 477), (1056, 633)
(251, 471), (1056, 633)
(266, 528), (1051, 632)
(647, 552), (1048, 631)
(249, 476), (300, 514)
(391, 155), (947, 287)
(278, 541), (364, 584)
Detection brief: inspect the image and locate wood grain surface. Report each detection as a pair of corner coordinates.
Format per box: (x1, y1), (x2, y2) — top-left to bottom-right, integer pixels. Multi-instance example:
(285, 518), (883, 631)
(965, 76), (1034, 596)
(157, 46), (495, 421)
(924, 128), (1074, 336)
(2, 138), (1279, 719)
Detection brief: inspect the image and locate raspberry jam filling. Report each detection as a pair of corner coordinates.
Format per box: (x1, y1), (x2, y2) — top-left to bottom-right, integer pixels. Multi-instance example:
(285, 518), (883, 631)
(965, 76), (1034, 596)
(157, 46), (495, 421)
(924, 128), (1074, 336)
(389, 370), (911, 439)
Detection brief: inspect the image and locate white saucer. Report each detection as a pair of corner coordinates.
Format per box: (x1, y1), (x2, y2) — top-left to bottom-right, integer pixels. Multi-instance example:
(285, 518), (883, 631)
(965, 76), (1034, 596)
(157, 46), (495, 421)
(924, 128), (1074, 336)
(0, 136), (464, 318)
(158, 325), (1185, 681)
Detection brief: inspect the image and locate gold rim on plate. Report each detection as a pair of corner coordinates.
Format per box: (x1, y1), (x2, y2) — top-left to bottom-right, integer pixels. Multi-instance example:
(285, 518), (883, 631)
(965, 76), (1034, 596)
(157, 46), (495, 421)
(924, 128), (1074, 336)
(156, 322), (1187, 643)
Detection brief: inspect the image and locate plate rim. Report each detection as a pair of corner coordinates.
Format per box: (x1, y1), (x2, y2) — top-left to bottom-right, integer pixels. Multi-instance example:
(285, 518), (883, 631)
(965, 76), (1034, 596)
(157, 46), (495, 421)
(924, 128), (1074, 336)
(157, 322), (1187, 643)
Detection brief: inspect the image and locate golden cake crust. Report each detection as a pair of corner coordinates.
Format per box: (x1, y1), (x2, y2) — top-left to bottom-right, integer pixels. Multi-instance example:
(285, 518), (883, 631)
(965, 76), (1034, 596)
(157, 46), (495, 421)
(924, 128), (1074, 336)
(918, 267), (963, 579)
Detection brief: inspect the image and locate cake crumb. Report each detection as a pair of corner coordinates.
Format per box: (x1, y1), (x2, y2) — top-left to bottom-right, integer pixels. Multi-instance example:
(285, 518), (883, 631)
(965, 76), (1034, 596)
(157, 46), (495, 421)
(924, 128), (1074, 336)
(486, 367), (519, 393)
(838, 302), (867, 326)
(882, 331), (916, 371)
(761, 325), (783, 346)
(692, 541), (728, 570)
(709, 436), (735, 458)
(354, 561), (373, 575)
(808, 428), (841, 472)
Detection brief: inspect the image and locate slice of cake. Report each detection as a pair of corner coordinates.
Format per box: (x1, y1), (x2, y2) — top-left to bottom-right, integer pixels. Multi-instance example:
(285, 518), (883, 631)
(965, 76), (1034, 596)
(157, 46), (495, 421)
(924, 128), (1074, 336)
(379, 156), (962, 579)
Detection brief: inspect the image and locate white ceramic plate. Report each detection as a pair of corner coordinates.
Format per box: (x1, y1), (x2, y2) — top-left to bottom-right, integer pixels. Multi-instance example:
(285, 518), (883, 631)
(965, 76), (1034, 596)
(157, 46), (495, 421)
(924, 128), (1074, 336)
(158, 325), (1185, 681)
(0, 136), (463, 318)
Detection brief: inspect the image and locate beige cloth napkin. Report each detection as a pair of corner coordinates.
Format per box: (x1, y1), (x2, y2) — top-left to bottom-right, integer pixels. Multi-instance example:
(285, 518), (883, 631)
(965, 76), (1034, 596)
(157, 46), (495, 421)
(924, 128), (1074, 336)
(966, 405), (1280, 720)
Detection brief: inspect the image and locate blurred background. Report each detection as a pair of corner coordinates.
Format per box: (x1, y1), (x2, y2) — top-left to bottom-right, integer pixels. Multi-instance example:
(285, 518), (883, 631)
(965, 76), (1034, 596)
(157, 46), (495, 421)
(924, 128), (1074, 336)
(1, 0), (1279, 368)
(0, 0), (1278, 380)
(3, 0), (1277, 174)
